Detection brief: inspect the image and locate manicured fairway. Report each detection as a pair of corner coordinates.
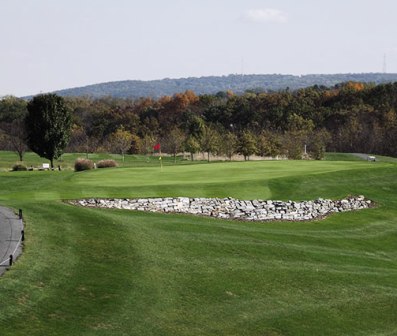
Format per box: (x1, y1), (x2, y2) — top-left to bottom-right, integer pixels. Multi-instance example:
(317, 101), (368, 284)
(0, 155), (396, 335)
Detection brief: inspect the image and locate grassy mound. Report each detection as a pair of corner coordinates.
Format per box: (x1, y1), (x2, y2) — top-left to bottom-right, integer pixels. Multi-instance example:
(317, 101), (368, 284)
(0, 155), (396, 335)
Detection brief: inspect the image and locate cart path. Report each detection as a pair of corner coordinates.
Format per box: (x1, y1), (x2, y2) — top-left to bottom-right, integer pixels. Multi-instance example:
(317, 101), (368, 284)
(0, 206), (24, 276)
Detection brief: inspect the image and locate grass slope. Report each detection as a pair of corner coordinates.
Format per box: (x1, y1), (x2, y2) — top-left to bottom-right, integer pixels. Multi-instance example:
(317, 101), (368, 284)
(0, 156), (396, 335)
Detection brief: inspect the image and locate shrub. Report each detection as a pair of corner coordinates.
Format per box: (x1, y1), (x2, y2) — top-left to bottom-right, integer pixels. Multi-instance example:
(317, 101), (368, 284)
(96, 159), (118, 168)
(12, 164), (27, 171)
(74, 158), (94, 172)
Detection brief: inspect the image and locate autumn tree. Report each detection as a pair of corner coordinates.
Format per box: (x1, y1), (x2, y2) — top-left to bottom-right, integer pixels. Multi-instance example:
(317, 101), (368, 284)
(238, 130), (257, 161)
(163, 127), (186, 163)
(284, 113), (314, 159)
(182, 112), (205, 138)
(184, 135), (201, 161)
(307, 129), (331, 160)
(128, 134), (142, 154)
(256, 131), (283, 158)
(25, 94), (72, 169)
(221, 132), (238, 160)
(140, 133), (156, 155)
(67, 124), (88, 154)
(157, 90), (199, 134)
(108, 126), (133, 161)
(199, 126), (221, 162)
(18, 81), (397, 160)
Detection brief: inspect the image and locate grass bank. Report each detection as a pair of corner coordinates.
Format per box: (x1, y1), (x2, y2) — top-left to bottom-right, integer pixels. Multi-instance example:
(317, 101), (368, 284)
(0, 154), (396, 335)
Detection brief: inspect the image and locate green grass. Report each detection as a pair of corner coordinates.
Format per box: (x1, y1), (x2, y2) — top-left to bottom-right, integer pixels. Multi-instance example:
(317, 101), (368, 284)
(0, 153), (396, 335)
(0, 151), (194, 171)
(324, 152), (364, 161)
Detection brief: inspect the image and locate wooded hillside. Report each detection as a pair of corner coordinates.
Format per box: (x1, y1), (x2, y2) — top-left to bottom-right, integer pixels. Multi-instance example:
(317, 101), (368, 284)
(43, 73), (397, 99)
(2, 81), (397, 161)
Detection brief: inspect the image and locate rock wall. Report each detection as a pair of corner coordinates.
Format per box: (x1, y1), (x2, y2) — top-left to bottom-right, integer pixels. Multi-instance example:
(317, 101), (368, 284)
(70, 196), (372, 222)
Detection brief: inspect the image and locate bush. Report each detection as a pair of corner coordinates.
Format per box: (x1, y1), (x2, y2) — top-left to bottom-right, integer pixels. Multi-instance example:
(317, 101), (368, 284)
(96, 159), (118, 168)
(12, 164), (27, 171)
(74, 158), (94, 172)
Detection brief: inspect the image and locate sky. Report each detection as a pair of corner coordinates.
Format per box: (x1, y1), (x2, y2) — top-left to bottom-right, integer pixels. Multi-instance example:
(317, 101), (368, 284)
(1, 0), (397, 97)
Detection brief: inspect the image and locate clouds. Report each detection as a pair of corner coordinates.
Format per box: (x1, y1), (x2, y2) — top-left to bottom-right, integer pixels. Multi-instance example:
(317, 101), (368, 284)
(243, 8), (288, 24)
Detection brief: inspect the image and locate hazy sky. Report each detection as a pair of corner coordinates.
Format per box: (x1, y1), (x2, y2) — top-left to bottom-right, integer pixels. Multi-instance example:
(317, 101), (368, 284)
(1, 0), (397, 96)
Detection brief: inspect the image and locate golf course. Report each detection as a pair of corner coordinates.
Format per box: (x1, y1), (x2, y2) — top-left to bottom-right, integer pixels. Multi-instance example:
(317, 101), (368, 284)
(0, 152), (396, 335)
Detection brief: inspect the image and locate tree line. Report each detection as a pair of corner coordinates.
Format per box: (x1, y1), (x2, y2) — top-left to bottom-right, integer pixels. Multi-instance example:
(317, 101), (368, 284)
(1, 81), (397, 164)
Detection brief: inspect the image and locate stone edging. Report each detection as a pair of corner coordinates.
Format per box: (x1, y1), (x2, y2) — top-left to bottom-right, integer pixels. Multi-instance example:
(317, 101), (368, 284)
(69, 196), (373, 222)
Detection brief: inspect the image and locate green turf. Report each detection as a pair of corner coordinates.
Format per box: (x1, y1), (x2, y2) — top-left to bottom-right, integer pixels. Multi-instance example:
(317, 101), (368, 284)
(324, 152), (364, 161)
(0, 151), (194, 171)
(0, 153), (396, 335)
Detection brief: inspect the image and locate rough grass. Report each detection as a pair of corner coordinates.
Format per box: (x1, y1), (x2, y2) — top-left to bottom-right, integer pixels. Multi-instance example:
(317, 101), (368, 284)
(0, 154), (396, 335)
(0, 151), (200, 171)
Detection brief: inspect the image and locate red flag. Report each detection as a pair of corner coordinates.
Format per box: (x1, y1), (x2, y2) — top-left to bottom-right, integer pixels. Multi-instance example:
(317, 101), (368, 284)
(153, 143), (161, 151)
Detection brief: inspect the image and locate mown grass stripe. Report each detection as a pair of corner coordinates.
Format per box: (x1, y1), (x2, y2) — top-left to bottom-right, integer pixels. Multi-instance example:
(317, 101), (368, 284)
(0, 157), (396, 335)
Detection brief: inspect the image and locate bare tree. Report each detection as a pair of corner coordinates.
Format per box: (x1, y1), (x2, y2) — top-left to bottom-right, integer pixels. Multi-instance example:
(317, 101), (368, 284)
(162, 127), (186, 163)
(1, 120), (28, 161)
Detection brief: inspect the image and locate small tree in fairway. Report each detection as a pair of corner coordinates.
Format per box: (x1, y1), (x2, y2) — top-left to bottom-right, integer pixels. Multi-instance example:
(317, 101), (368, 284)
(25, 94), (72, 169)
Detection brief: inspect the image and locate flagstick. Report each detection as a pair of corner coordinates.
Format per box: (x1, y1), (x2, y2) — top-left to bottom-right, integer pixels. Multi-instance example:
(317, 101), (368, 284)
(153, 143), (163, 171)
(160, 147), (163, 171)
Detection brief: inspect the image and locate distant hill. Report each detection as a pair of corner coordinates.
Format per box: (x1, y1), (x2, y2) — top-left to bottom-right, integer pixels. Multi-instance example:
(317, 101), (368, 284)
(47, 73), (397, 98)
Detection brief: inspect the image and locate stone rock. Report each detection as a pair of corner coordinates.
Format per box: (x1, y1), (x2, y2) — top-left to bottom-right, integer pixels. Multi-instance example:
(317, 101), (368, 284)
(70, 195), (373, 222)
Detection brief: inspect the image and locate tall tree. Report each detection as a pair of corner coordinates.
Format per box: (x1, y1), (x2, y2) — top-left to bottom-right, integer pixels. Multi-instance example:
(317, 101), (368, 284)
(25, 94), (72, 169)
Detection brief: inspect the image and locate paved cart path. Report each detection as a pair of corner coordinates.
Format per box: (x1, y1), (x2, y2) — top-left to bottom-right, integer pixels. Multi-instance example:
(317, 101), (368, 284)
(0, 206), (24, 276)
